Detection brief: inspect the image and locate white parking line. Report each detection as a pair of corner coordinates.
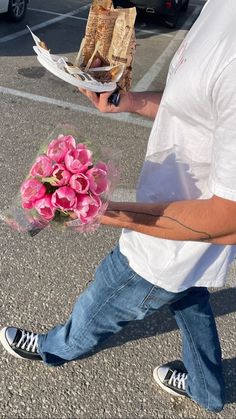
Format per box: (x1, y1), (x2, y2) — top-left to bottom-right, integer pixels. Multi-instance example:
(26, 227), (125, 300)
(0, 4), (89, 43)
(28, 7), (88, 21)
(112, 187), (136, 201)
(0, 86), (153, 128)
(0, 3), (201, 132)
(133, 5), (201, 91)
(136, 27), (173, 38)
(28, 7), (166, 35)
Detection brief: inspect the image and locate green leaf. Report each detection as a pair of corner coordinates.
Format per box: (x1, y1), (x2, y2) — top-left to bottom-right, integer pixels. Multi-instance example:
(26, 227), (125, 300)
(41, 176), (59, 185)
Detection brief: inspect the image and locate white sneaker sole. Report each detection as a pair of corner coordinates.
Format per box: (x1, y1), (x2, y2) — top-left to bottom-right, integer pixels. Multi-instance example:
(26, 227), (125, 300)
(0, 327), (25, 359)
(153, 366), (186, 398)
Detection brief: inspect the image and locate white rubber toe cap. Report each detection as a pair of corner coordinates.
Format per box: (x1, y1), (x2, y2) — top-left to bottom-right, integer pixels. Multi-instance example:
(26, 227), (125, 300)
(4, 327), (18, 345)
(153, 365), (169, 383)
(0, 327), (23, 359)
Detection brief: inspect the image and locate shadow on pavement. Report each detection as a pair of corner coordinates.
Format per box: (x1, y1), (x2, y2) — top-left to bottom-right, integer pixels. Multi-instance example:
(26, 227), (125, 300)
(222, 357), (236, 404)
(82, 287), (236, 404)
(100, 287), (236, 348)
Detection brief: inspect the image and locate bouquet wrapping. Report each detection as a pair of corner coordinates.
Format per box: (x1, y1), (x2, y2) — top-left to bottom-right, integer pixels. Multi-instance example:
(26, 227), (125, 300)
(75, 0), (137, 91)
(0, 126), (120, 236)
(28, 1), (136, 92)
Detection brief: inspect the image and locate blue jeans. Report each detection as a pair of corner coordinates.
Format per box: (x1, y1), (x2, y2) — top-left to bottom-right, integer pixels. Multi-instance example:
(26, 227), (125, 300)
(38, 245), (225, 412)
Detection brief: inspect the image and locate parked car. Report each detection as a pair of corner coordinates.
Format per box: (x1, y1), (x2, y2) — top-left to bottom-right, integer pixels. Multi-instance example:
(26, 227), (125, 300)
(0, 0), (29, 22)
(113, 0), (189, 27)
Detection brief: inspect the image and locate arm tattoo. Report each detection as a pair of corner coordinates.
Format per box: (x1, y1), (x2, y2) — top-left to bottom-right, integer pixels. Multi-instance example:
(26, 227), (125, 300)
(123, 210), (213, 241)
(160, 214), (213, 241)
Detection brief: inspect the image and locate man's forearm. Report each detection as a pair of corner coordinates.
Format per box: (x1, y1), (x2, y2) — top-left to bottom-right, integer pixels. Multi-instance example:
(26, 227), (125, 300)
(126, 91), (163, 119)
(101, 198), (236, 245)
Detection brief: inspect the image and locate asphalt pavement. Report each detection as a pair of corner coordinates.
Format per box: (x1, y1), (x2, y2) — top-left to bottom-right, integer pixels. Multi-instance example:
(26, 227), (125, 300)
(0, 1), (236, 418)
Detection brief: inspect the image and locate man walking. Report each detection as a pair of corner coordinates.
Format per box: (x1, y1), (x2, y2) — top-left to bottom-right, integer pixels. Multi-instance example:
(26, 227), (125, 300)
(1, 0), (236, 412)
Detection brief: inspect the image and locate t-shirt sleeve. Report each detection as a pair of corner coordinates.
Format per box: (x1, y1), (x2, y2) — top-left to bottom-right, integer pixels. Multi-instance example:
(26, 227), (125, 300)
(209, 59), (236, 201)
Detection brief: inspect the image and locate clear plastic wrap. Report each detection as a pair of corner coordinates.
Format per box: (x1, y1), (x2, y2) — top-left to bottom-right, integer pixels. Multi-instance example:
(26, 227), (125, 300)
(0, 125), (121, 236)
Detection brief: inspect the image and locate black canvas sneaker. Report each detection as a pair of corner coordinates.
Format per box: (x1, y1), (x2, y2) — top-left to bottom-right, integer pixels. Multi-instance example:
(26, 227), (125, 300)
(0, 327), (42, 361)
(153, 361), (189, 398)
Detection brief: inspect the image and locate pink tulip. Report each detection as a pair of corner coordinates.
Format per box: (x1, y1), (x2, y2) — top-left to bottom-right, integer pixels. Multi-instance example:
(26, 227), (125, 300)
(30, 155), (54, 178)
(47, 135), (76, 163)
(95, 161), (108, 172)
(21, 178), (46, 207)
(52, 186), (77, 210)
(69, 173), (90, 194)
(51, 164), (71, 186)
(22, 200), (35, 209)
(34, 195), (56, 220)
(74, 193), (101, 224)
(86, 166), (108, 195)
(65, 145), (92, 174)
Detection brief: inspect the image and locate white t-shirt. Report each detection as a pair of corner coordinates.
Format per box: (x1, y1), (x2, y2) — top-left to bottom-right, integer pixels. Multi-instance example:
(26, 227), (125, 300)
(119, 0), (236, 292)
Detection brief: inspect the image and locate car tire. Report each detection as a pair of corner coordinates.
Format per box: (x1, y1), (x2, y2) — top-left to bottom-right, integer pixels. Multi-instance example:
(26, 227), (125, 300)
(164, 0), (182, 28)
(181, 0), (189, 12)
(7, 0), (27, 22)
(164, 9), (180, 28)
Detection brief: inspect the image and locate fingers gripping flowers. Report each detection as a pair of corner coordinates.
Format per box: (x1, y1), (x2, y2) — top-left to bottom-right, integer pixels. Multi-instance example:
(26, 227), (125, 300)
(20, 134), (110, 228)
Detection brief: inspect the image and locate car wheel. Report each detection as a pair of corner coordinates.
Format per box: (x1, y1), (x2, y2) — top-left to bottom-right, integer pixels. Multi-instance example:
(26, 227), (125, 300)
(181, 0), (189, 12)
(7, 0), (27, 22)
(164, 0), (182, 28)
(164, 9), (180, 28)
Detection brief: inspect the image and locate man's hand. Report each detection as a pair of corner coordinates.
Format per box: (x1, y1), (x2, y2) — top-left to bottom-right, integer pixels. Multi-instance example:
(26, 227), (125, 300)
(78, 58), (163, 119)
(78, 87), (133, 114)
(78, 57), (132, 113)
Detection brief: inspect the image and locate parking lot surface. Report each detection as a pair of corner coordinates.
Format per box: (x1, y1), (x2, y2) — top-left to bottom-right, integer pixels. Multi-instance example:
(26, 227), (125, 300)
(0, 1), (236, 418)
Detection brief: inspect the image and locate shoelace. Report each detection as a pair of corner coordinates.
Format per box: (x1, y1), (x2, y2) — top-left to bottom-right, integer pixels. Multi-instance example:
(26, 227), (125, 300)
(168, 370), (188, 390)
(16, 330), (38, 353)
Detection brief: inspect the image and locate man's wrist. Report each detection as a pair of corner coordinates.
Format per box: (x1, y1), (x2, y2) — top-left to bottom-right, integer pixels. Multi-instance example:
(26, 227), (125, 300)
(118, 91), (135, 113)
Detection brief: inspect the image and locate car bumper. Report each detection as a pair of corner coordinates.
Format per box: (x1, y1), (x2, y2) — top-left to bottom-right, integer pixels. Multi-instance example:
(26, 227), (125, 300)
(130, 0), (177, 16)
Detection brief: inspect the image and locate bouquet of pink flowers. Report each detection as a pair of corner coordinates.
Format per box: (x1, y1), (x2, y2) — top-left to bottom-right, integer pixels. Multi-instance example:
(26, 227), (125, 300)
(1, 126), (120, 236)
